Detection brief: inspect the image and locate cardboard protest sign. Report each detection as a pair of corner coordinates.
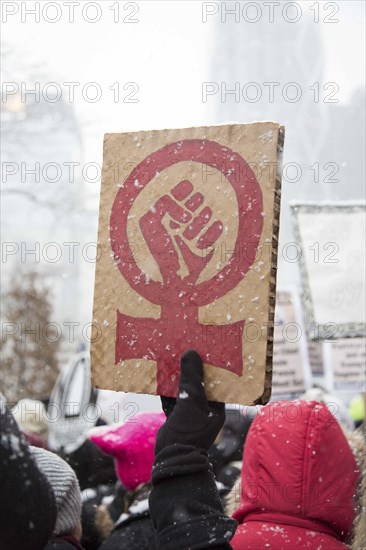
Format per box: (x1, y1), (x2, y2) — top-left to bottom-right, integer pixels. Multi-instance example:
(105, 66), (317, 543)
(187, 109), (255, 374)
(91, 123), (284, 405)
(272, 289), (312, 399)
(291, 202), (366, 340)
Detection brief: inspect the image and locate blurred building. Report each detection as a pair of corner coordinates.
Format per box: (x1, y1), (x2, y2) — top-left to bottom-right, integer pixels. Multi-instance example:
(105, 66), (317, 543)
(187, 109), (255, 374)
(209, 8), (365, 283)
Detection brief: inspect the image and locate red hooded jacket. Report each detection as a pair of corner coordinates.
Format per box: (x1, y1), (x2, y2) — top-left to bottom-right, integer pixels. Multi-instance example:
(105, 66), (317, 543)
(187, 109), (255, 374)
(231, 401), (359, 549)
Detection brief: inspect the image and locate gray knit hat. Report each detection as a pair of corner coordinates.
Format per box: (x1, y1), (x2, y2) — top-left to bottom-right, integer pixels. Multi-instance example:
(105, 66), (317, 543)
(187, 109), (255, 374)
(30, 446), (82, 536)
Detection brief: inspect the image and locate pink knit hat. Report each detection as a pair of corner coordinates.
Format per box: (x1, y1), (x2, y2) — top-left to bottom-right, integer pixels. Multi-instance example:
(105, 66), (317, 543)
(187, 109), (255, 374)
(88, 412), (165, 491)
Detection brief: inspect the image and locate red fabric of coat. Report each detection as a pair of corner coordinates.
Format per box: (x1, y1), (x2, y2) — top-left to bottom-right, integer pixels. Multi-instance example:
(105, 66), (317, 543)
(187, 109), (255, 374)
(231, 400), (359, 549)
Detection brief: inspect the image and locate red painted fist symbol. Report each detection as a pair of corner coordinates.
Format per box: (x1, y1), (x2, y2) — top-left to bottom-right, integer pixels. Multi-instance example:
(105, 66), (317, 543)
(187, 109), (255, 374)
(140, 179), (223, 286)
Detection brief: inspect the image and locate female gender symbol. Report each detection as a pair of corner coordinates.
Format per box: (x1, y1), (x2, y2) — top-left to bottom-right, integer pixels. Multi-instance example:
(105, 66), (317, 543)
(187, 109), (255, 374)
(110, 139), (263, 396)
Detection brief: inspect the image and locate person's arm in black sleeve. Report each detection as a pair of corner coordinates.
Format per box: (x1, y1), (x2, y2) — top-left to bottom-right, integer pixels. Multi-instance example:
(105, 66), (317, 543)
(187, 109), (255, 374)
(149, 350), (237, 550)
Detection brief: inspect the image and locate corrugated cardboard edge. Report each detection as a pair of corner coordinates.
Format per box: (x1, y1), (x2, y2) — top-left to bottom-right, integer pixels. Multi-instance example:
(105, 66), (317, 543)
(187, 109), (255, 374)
(255, 125), (285, 405)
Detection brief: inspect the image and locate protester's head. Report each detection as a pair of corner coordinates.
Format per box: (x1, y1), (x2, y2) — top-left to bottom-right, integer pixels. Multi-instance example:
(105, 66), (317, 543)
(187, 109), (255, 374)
(89, 412), (165, 491)
(31, 446), (82, 540)
(12, 398), (49, 445)
(0, 394), (57, 550)
(233, 400), (360, 542)
(209, 406), (257, 483)
(214, 406), (257, 457)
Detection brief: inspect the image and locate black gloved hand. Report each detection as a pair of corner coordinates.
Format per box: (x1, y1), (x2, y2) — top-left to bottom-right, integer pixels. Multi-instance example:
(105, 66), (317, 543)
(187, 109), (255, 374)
(150, 352), (236, 549)
(155, 349), (226, 455)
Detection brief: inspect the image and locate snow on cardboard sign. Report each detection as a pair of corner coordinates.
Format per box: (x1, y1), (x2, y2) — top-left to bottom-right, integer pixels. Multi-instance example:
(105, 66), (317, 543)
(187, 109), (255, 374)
(91, 123), (284, 405)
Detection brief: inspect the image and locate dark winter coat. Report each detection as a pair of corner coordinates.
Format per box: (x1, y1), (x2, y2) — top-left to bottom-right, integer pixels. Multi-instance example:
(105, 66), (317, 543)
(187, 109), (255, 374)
(99, 513), (156, 550)
(43, 535), (84, 549)
(79, 483), (118, 550)
(98, 483), (157, 550)
(231, 401), (360, 549)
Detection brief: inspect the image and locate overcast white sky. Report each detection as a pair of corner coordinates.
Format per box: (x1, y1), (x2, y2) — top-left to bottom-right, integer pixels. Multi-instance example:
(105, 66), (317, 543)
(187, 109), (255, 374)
(2, 1), (364, 158)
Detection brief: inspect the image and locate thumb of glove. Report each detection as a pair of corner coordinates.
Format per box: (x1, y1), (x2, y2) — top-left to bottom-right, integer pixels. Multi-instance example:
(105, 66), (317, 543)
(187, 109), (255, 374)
(178, 349), (206, 404)
(155, 350), (226, 453)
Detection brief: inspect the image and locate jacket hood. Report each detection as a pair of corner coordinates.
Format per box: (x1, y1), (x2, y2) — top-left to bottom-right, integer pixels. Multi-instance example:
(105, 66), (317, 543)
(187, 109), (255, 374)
(233, 400), (359, 540)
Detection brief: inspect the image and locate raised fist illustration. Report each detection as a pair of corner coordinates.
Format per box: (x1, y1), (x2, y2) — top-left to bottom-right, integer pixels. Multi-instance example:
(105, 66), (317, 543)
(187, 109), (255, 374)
(140, 179), (223, 286)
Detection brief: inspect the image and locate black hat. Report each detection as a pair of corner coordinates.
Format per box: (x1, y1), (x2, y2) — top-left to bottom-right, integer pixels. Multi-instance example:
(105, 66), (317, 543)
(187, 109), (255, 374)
(0, 394), (57, 550)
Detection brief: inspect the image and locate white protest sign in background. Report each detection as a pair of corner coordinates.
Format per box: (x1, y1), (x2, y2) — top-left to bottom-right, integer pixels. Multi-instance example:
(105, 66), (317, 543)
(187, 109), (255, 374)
(291, 202), (366, 340)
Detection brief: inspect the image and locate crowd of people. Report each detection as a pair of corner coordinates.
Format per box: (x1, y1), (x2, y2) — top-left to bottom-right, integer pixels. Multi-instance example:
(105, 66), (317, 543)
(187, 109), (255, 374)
(1, 350), (365, 550)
